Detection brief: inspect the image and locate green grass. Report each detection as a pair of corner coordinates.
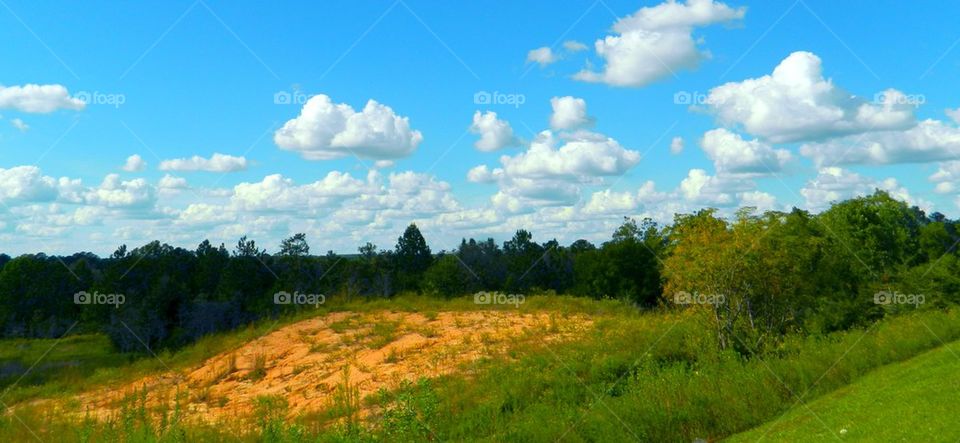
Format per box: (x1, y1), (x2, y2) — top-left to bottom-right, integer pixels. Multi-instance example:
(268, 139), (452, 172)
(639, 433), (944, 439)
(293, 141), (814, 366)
(727, 338), (960, 442)
(0, 292), (607, 406)
(313, 307), (960, 442)
(2, 296), (960, 442)
(0, 334), (130, 397)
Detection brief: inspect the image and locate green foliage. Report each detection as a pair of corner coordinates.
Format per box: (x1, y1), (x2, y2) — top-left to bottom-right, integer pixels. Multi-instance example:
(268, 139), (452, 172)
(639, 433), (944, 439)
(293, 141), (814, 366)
(278, 233), (310, 257)
(574, 217), (663, 306)
(377, 379), (439, 441)
(422, 254), (476, 297)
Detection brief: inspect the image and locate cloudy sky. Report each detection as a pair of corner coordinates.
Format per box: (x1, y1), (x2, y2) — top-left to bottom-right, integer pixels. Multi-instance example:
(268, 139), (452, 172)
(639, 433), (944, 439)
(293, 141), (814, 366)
(1, 0), (959, 255)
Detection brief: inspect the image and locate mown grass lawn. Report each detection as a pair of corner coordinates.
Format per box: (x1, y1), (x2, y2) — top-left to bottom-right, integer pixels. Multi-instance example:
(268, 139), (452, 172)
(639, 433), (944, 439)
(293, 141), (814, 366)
(728, 338), (960, 442)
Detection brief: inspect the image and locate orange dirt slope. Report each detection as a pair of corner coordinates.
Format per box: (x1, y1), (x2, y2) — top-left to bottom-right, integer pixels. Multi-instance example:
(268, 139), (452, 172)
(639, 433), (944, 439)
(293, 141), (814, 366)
(37, 309), (593, 426)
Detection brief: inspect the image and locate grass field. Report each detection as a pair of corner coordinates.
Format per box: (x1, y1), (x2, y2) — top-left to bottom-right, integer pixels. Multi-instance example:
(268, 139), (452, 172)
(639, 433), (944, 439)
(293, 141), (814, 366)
(1, 296), (959, 442)
(728, 338), (960, 442)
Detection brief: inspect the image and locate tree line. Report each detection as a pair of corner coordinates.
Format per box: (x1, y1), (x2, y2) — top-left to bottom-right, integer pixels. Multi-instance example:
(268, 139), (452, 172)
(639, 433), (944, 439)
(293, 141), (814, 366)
(0, 190), (957, 353)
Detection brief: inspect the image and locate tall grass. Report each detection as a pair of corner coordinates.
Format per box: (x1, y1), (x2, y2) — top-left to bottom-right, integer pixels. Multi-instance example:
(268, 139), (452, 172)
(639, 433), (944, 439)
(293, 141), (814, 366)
(316, 307), (960, 442)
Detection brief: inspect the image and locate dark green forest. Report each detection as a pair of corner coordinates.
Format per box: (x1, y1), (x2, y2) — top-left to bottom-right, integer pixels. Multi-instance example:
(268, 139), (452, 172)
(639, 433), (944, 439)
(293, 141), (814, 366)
(2, 190), (958, 354)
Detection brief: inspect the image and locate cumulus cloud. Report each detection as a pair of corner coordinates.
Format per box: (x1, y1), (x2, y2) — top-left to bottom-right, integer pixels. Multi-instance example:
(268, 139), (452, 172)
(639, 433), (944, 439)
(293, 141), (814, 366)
(469, 111), (520, 151)
(121, 154), (147, 172)
(800, 120), (960, 167)
(170, 170), (460, 237)
(499, 130), (640, 179)
(274, 94), (423, 161)
(670, 136), (684, 154)
(0, 166), (59, 202)
(467, 165), (502, 183)
(800, 167), (930, 211)
(706, 52), (915, 143)
(549, 96), (594, 131)
(470, 97), (641, 213)
(929, 161), (960, 194)
(678, 168), (753, 206)
(526, 47), (558, 66)
(85, 174), (156, 208)
(582, 189), (637, 215)
(158, 174), (188, 189)
(739, 191), (777, 212)
(0, 84), (86, 113)
(700, 128), (791, 174)
(574, 0), (745, 87)
(159, 153), (248, 172)
(177, 203), (236, 226)
(231, 171), (370, 212)
(362, 171), (460, 216)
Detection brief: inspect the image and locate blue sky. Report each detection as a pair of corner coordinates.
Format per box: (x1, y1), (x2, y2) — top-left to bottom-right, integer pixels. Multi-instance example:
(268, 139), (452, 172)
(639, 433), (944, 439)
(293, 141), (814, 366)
(1, 0), (959, 255)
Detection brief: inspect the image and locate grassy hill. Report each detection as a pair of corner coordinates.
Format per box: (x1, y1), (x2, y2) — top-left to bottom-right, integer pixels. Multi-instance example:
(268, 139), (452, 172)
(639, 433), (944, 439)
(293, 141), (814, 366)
(2, 296), (960, 442)
(728, 338), (960, 442)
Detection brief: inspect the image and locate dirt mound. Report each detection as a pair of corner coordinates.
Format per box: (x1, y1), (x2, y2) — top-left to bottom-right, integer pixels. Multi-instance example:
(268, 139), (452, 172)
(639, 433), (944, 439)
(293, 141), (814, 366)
(42, 309), (591, 425)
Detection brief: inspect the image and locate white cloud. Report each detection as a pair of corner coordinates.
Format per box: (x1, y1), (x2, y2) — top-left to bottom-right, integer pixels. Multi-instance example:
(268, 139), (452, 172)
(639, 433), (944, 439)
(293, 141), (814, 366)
(0, 166), (58, 202)
(800, 167), (931, 211)
(706, 52), (915, 143)
(526, 47), (558, 66)
(700, 128), (791, 174)
(574, 0), (745, 87)
(469, 111), (520, 151)
(0, 84), (85, 113)
(231, 171), (369, 212)
(493, 178), (581, 209)
(929, 161), (960, 194)
(739, 191), (777, 212)
(85, 174), (156, 208)
(158, 174), (188, 189)
(470, 98), (641, 214)
(159, 153), (248, 172)
(549, 96), (593, 131)
(466, 165), (502, 183)
(9, 118), (28, 132)
(678, 168), (752, 206)
(670, 136), (684, 154)
(800, 119), (960, 167)
(274, 94), (423, 160)
(583, 189), (637, 215)
(121, 154), (147, 172)
(177, 203), (236, 226)
(947, 108), (960, 125)
(637, 180), (669, 205)
(499, 130), (640, 179)
(72, 206), (107, 225)
(563, 40), (588, 52)
(362, 171), (460, 216)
